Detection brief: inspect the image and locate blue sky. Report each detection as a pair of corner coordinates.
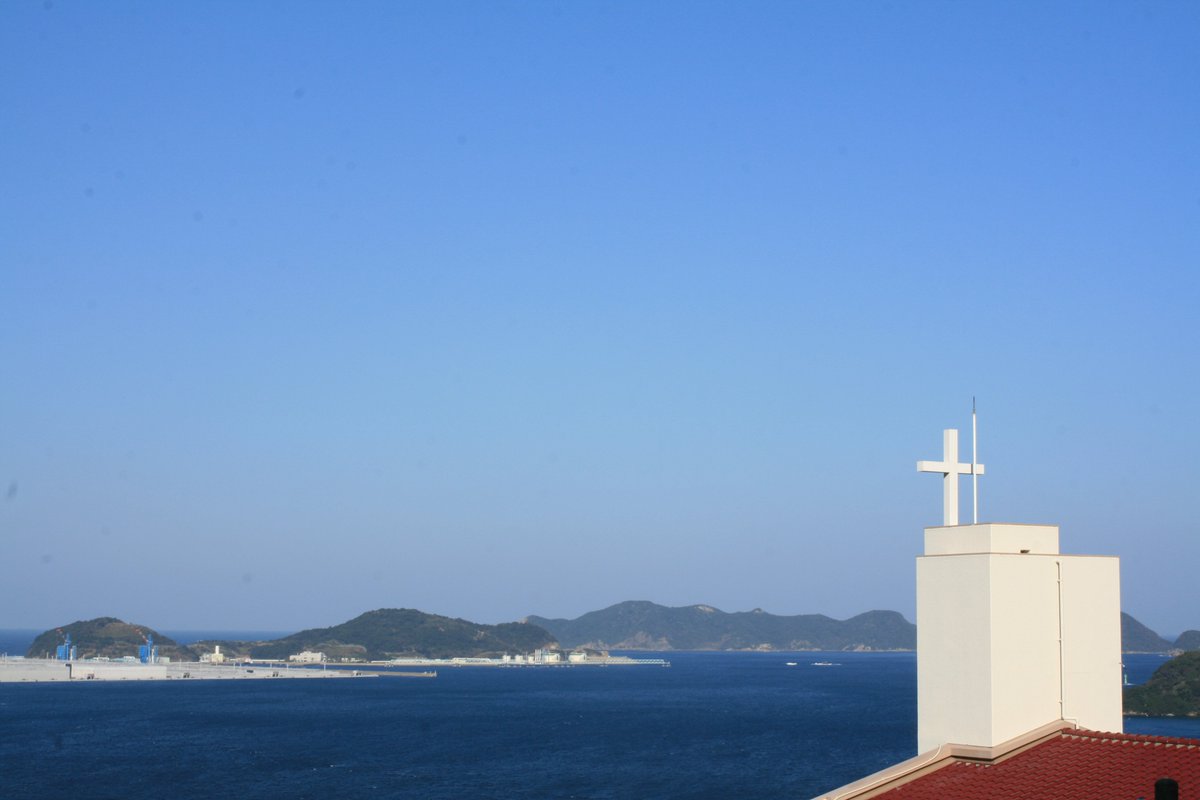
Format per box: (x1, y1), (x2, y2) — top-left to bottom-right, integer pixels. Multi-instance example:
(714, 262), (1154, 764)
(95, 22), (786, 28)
(2, 1), (1197, 635)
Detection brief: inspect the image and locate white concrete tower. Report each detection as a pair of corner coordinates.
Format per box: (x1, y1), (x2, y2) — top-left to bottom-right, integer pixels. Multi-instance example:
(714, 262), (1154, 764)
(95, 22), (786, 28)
(914, 429), (1123, 754)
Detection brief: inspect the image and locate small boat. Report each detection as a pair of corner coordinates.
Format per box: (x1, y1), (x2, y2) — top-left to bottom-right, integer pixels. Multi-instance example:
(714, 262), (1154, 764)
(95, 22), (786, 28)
(811, 661), (839, 667)
(785, 661), (798, 666)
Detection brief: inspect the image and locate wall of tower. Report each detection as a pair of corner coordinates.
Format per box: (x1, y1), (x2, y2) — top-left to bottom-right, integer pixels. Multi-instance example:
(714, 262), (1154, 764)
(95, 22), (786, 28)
(916, 523), (1121, 753)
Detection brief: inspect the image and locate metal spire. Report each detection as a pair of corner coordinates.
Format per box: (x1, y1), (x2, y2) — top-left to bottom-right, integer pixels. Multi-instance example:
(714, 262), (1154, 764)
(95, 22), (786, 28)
(972, 397), (979, 524)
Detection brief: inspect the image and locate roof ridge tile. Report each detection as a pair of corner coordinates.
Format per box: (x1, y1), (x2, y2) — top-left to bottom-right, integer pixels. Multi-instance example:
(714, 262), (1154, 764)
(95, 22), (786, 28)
(859, 728), (1200, 799)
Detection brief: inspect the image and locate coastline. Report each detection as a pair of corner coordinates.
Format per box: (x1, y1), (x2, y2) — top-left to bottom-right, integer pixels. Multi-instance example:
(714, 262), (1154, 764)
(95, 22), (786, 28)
(0, 658), (428, 683)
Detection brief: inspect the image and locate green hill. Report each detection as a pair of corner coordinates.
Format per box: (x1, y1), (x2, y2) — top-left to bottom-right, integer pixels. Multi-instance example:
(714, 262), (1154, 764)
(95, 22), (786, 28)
(526, 601), (915, 651)
(247, 608), (557, 661)
(1175, 631), (1200, 652)
(1125, 651), (1200, 716)
(34, 606), (1171, 661)
(26, 618), (184, 660)
(1121, 612), (1174, 653)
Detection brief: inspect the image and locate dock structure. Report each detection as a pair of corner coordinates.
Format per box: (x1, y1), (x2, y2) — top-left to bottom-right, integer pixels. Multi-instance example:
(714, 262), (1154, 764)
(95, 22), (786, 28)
(384, 654), (671, 668)
(0, 650), (666, 682)
(0, 658), (404, 683)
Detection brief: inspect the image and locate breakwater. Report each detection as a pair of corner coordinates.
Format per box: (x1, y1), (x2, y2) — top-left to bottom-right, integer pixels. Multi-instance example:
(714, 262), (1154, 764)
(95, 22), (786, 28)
(384, 654), (671, 668)
(0, 658), (389, 683)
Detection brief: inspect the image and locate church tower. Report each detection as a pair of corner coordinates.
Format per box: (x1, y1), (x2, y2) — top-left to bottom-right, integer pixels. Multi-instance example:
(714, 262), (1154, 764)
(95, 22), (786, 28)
(915, 425), (1123, 754)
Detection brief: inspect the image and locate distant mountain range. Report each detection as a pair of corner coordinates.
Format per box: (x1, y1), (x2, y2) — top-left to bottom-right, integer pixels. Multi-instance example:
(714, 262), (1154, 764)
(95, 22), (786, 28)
(27, 605), (1195, 661)
(1175, 630), (1200, 652)
(526, 601), (916, 651)
(529, 602), (1195, 654)
(1121, 612), (1175, 653)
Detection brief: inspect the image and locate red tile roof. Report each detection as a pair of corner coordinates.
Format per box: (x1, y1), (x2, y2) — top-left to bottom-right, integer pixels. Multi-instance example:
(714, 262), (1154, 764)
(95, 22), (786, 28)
(874, 729), (1200, 800)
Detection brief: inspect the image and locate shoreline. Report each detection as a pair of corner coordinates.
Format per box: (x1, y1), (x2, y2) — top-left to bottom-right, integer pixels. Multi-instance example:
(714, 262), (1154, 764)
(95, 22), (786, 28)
(0, 658), (430, 683)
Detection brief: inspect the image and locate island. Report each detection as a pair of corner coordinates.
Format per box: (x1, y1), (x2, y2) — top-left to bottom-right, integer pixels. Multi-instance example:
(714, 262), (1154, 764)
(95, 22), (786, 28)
(23, 609), (557, 663)
(526, 601), (917, 651)
(3, 609), (669, 682)
(1125, 651), (1200, 716)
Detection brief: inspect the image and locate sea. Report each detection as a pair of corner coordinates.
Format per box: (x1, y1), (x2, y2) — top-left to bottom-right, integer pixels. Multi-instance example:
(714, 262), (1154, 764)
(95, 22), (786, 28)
(0, 629), (1193, 800)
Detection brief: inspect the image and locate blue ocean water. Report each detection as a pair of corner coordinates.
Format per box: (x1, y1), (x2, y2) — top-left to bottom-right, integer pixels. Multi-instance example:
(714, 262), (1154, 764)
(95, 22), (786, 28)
(0, 633), (1191, 800)
(0, 630), (38, 658)
(2, 649), (912, 798)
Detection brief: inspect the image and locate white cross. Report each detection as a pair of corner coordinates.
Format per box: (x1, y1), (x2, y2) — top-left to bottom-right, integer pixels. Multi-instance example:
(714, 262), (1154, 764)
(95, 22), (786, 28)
(917, 429), (985, 526)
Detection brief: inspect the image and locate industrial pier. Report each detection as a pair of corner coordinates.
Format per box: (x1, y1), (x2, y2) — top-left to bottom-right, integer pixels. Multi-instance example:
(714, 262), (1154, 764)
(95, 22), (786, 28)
(0, 658), (434, 683)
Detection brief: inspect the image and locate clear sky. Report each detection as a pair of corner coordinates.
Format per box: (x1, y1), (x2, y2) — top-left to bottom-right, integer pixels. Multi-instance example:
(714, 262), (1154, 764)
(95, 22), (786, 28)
(2, 1), (1197, 636)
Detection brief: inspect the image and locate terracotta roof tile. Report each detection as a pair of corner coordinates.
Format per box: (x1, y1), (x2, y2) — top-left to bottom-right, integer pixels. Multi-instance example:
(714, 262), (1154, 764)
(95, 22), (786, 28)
(876, 729), (1200, 800)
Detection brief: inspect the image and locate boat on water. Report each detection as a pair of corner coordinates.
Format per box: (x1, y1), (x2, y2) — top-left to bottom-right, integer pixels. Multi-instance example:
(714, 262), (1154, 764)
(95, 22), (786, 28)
(811, 661), (839, 667)
(785, 661), (798, 666)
